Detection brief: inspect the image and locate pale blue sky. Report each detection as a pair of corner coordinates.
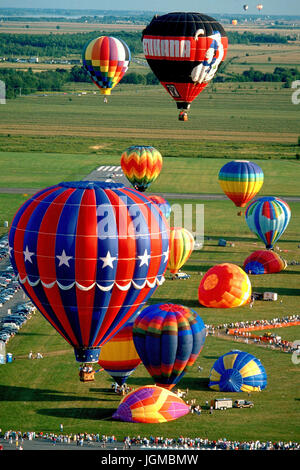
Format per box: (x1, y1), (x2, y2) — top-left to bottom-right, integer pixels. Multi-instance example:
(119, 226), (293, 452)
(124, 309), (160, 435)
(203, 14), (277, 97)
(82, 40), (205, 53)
(0, 1), (299, 16)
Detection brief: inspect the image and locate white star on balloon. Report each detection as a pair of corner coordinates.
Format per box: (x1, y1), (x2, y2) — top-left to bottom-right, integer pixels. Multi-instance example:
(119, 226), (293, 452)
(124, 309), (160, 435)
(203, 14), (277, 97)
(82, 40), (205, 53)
(23, 245), (34, 263)
(138, 249), (151, 267)
(56, 249), (73, 267)
(163, 247), (169, 263)
(99, 251), (116, 269)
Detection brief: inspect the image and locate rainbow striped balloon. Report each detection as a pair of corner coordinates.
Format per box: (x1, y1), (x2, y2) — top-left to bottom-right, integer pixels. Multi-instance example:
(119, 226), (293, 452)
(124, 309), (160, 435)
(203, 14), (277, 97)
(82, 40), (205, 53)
(112, 385), (190, 423)
(198, 263), (251, 308)
(121, 146), (163, 192)
(82, 36), (131, 95)
(245, 196), (291, 249)
(209, 350), (267, 393)
(98, 314), (141, 386)
(218, 160), (264, 209)
(168, 227), (194, 274)
(243, 250), (287, 275)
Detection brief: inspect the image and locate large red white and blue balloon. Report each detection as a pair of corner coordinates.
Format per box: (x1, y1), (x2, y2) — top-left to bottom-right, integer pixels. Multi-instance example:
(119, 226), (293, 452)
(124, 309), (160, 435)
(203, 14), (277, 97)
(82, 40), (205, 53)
(8, 181), (170, 364)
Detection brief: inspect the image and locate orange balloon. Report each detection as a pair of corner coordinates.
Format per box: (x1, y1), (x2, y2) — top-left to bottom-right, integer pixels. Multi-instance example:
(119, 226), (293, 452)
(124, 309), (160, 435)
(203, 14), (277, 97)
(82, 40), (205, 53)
(198, 263), (251, 308)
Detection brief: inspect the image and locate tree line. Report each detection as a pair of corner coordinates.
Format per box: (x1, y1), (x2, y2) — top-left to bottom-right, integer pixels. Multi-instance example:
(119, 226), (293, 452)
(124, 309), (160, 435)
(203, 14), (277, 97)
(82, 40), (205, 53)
(0, 30), (293, 59)
(1, 65), (299, 99)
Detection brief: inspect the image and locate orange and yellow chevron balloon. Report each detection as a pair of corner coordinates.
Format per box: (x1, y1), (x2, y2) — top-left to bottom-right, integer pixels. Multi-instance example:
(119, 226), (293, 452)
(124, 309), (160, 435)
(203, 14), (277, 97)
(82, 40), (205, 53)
(168, 227), (195, 274)
(198, 263), (251, 308)
(120, 146), (163, 192)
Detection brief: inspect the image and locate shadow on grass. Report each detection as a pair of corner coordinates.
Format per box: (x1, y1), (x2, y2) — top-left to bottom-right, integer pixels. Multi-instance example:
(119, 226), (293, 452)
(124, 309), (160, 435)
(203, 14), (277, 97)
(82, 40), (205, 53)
(0, 385), (104, 402)
(253, 287), (300, 296)
(147, 297), (200, 309)
(37, 407), (116, 421)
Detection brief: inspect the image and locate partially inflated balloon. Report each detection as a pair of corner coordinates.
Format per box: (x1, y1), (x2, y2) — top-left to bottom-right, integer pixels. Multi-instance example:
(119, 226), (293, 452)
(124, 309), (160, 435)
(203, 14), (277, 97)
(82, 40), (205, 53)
(112, 385), (190, 423)
(142, 12), (228, 119)
(209, 350), (267, 392)
(243, 250), (287, 275)
(82, 36), (131, 95)
(9, 181), (169, 365)
(245, 196), (291, 249)
(133, 303), (206, 390)
(121, 146), (163, 192)
(98, 313), (141, 385)
(198, 263), (251, 308)
(148, 195), (171, 219)
(168, 227), (194, 274)
(218, 160), (264, 212)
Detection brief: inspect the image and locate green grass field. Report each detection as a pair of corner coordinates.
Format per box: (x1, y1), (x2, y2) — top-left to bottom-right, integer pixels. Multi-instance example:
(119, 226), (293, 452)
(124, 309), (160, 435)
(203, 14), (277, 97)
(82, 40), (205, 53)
(0, 75), (299, 443)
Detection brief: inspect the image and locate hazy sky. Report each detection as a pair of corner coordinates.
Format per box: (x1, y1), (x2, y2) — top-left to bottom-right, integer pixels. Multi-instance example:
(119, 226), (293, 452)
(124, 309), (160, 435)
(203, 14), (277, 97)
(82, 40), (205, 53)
(1, 1), (299, 16)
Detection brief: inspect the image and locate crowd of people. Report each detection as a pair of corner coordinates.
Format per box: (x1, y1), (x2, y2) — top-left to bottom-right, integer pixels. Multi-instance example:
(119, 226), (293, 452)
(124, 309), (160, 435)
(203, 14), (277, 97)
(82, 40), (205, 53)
(1, 429), (299, 451)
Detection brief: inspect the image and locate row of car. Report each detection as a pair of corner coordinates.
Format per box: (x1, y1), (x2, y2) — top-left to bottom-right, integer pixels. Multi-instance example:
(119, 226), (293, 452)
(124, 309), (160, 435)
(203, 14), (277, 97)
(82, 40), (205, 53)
(0, 236), (9, 261)
(0, 266), (21, 307)
(0, 302), (34, 344)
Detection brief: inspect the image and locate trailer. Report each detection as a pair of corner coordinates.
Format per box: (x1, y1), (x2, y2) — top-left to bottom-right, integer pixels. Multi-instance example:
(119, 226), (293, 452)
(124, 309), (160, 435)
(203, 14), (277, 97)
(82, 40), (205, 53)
(211, 398), (233, 410)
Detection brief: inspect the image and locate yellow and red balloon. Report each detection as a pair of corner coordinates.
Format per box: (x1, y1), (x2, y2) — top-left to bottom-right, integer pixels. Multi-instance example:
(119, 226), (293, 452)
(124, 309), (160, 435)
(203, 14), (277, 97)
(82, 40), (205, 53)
(121, 146), (163, 192)
(167, 227), (195, 274)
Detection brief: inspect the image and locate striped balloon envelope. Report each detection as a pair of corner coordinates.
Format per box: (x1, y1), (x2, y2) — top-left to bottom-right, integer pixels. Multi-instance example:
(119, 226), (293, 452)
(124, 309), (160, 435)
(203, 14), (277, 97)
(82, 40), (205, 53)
(98, 312), (142, 386)
(245, 196), (291, 249)
(198, 263), (251, 308)
(133, 303), (206, 390)
(243, 250), (287, 275)
(209, 350), (267, 393)
(120, 146), (163, 192)
(112, 385), (190, 423)
(168, 227), (194, 274)
(148, 195), (171, 219)
(8, 181), (169, 365)
(82, 36), (131, 95)
(218, 160), (264, 211)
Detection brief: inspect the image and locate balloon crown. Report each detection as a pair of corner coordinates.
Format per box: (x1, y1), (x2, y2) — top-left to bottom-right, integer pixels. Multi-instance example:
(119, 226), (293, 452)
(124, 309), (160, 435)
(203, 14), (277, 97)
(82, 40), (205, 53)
(59, 181), (125, 190)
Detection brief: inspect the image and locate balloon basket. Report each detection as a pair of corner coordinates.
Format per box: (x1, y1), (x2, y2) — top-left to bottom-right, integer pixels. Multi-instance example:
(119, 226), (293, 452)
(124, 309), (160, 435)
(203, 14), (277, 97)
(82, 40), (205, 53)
(79, 370), (95, 382)
(178, 112), (188, 121)
(237, 211), (243, 216)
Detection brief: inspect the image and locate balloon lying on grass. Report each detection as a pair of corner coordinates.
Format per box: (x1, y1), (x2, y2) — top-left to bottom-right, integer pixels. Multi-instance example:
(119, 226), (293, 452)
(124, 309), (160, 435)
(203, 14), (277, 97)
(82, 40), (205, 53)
(198, 263), (252, 308)
(133, 303), (206, 390)
(167, 227), (195, 275)
(120, 145), (163, 192)
(82, 35), (131, 97)
(112, 385), (190, 423)
(8, 181), (170, 368)
(148, 195), (171, 219)
(218, 160), (264, 215)
(243, 250), (287, 275)
(98, 312), (141, 386)
(245, 196), (291, 249)
(142, 11), (228, 120)
(209, 350), (267, 392)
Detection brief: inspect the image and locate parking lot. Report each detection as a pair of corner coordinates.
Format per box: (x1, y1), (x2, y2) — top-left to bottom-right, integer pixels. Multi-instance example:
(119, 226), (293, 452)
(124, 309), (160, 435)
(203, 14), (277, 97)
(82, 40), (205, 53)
(0, 235), (35, 354)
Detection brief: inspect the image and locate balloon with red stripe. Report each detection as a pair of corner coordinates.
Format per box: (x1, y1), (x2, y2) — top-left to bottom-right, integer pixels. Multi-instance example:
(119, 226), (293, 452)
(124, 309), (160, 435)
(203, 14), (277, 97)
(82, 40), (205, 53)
(8, 181), (170, 367)
(133, 303), (206, 390)
(245, 196), (291, 249)
(142, 12), (228, 120)
(168, 227), (195, 274)
(82, 35), (131, 95)
(243, 250), (287, 275)
(148, 195), (171, 219)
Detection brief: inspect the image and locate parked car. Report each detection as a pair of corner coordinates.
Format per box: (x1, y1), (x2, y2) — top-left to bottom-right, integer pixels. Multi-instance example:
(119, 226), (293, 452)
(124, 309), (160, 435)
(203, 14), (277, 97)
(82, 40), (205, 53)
(233, 399), (254, 408)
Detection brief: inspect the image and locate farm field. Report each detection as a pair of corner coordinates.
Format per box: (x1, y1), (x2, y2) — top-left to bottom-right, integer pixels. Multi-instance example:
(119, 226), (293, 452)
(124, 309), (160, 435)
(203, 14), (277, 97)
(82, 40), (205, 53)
(0, 19), (299, 446)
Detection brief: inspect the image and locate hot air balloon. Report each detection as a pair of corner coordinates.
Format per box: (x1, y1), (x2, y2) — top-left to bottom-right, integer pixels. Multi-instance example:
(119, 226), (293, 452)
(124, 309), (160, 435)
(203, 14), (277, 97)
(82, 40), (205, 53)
(82, 36), (131, 98)
(209, 350), (267, 392)
(8, 181), (170, 371)
(243, 250), (287, 275)
(168, 227), (195, 276)
(112, 385), (190, 423)
(198, 263), (251, 308)
(148, 195), (171, 219)
(120, 146), (163, 192)
(245, 196), (291, 249)
(142, 12), (228, 120)
(133, 303), (206, 390)
(257, 3), (263, 11)
(232, 19), (238, 26)
(243, 5), (249, 11)
(98, 312), (142, 386)
(218, 160), (264, 215)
